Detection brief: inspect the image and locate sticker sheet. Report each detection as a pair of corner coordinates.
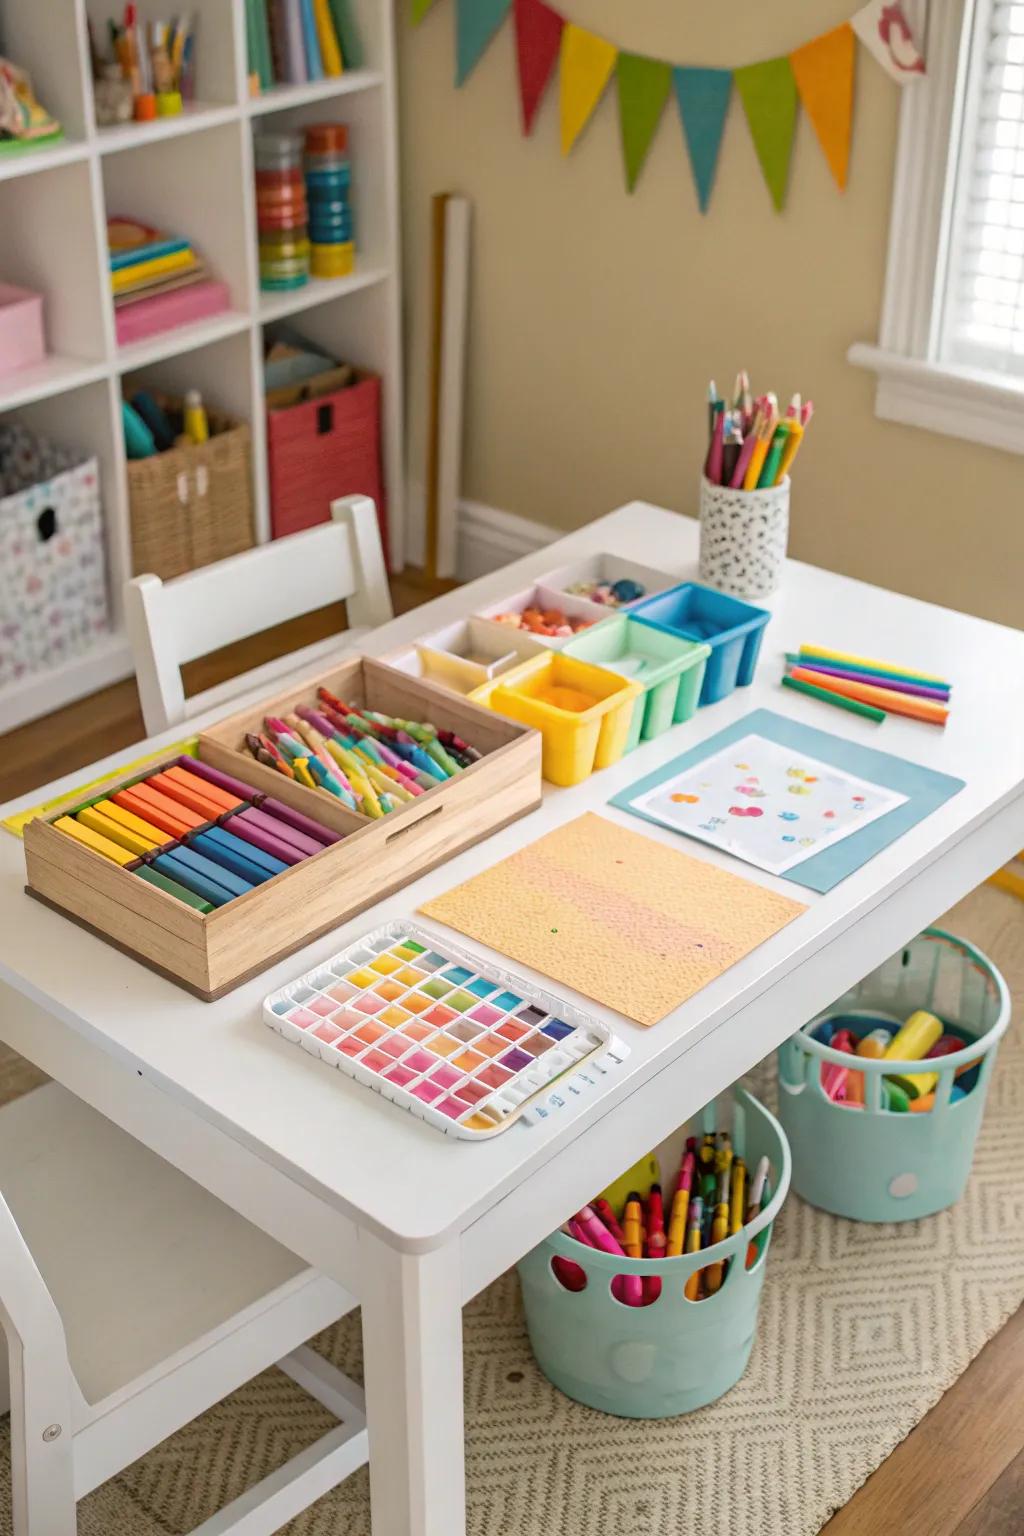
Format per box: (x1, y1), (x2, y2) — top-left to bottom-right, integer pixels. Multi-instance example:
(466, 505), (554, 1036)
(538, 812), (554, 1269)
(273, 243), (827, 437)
(628, 732), (908, 876)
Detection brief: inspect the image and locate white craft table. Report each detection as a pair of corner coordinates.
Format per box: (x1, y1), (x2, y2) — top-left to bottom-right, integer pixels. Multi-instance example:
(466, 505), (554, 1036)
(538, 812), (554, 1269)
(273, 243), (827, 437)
(1, 503), (1023, 1535)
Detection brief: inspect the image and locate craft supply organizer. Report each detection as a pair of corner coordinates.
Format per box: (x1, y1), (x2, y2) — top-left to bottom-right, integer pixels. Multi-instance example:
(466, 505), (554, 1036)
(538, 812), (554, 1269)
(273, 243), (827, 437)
(631, 581), (770, 706)
(24, 656), (541, 998)
(518, 1087), (790, 1418)
(778, 929), (1011, 1222)
(470, 653), (642, 787)
(264, 920), (629, 1139)
(562, 615), (710, 752)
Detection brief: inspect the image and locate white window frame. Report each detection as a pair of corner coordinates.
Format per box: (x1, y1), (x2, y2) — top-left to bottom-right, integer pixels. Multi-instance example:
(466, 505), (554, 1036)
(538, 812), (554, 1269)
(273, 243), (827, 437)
(849, 0), (1024, 454)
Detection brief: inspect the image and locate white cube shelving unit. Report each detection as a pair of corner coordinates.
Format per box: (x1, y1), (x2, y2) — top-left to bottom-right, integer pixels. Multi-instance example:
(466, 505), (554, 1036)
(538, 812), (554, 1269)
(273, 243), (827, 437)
(0, 0), (403, 733)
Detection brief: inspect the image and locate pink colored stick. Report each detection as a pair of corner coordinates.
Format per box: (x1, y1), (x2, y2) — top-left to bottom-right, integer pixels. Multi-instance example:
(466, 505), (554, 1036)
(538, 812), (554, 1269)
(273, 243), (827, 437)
(576, 1206), (643, 1307)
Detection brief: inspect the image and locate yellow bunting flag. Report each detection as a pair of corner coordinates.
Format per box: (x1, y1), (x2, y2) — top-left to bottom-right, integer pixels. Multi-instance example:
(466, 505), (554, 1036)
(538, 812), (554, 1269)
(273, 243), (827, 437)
(560, 24), (617, 156)
(790, 23), (856, 190)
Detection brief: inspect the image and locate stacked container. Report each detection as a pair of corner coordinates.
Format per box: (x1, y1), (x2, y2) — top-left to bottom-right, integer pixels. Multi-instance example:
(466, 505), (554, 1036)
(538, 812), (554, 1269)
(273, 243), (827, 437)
(304, 123), (354, 279)
(254, 133), (309, 292)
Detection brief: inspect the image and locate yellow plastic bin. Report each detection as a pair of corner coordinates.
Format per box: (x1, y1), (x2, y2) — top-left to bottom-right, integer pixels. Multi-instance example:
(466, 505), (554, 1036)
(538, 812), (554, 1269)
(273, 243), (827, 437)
(471, 652), (642, 786)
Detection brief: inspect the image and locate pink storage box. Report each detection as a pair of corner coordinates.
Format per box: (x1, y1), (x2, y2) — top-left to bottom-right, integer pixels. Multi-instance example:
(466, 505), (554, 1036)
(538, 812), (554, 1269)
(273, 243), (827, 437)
(114, 280), (230, 348)
(0, 283), (45, 377)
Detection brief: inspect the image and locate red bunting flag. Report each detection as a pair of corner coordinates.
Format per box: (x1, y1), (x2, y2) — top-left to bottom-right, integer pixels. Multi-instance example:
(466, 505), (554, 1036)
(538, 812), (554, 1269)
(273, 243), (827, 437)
(514, 0), (564, 134)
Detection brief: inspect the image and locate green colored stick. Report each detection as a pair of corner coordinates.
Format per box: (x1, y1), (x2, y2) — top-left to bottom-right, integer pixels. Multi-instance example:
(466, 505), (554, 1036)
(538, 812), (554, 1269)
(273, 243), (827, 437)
(782, 673), (886, 723)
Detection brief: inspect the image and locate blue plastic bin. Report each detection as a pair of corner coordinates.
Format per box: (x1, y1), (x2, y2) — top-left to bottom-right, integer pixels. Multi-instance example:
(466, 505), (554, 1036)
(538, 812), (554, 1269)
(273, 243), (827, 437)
(778, 929), (1011, 1223)
(629, 581), (770, 705)
(517, 1087), (791, 1419)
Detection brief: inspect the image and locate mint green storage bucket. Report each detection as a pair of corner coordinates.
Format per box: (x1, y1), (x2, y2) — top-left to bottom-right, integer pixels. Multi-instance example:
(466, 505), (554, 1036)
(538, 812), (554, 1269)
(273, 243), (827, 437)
(778, 929), (1010, 1224)
(517, 1086), (790, 1419)
(562, 614), (710, 752)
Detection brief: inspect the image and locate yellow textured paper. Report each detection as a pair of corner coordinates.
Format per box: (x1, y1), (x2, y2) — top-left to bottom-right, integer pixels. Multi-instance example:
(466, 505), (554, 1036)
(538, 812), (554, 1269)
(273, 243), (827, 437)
(420, 813), (807, 1027)
(560, 24), (618, 155)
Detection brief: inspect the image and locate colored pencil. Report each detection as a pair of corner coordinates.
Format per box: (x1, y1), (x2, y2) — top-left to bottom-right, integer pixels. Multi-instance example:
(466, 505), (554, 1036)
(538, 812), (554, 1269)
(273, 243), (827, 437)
(782, 674), (886, 722)
(784, 656), (950, 702)
(788, 668), (949, 725)
(797, 645), (950, 690)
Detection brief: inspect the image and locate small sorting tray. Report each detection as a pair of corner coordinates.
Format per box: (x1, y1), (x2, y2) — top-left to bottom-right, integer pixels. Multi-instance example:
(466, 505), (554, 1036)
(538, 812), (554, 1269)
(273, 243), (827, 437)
(630, 582), (771, 706)
(385, 616), (547, 696)
(264, 920), (630, 1139)
(538, 552), (675, 610)
(473, 583), (610, 648)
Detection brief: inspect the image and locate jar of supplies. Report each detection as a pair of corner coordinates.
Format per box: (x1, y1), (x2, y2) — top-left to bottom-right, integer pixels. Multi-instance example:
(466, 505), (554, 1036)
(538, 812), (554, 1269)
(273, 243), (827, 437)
(517, 1086), (790, 1419)
(778, 928), (1011, 1223)
(304, 122), (354, 279)
(254, 133), (309, 292)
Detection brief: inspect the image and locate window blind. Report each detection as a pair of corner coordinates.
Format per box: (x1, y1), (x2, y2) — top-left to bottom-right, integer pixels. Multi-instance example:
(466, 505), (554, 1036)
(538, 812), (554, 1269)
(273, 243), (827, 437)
(941, 0), (1024, 374)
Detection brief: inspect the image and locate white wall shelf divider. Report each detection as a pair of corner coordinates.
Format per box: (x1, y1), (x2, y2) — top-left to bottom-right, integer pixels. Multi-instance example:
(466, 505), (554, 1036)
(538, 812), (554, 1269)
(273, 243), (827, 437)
(0, 0), (404, 735)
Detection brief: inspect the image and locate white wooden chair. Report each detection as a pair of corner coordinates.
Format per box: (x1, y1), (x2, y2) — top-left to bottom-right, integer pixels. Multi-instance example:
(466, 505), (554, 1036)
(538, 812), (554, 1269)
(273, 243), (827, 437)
(0, 1082), (368, 1535)
(125, 495), (393, 737)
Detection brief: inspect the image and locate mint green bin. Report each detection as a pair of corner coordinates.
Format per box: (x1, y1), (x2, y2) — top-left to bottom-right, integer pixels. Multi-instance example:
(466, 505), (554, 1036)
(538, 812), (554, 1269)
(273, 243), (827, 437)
(563, 614), (710, 753)
(517, 1087), (790, 1419)
(778, 929), (1011, 1224)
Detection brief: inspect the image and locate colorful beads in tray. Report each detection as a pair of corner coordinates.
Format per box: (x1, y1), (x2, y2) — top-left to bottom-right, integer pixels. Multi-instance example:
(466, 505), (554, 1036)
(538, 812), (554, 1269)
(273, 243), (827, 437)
(491, 607), (596, 639)
(564, 578), (647, 607)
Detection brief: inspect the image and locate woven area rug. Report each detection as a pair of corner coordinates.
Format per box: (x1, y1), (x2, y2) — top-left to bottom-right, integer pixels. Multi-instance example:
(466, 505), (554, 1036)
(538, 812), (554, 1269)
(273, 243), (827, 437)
(1, 883), (1022, 1535)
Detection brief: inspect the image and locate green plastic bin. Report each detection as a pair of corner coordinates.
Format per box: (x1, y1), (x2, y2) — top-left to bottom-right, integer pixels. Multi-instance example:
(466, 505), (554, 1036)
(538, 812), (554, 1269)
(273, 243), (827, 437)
(517, 1086), (790, 1419)
(777, 929), (1011, 1223)
(563, 614), (710, 752)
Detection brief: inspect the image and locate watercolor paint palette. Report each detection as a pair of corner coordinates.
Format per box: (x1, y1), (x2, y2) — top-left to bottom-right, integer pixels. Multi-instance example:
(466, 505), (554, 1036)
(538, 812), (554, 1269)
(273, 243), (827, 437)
(263, 921), (629, 1139)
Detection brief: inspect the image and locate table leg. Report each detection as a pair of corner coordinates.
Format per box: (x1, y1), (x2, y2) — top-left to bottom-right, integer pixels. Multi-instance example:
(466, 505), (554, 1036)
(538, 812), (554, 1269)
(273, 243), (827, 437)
(359, 1231), (466, 1536)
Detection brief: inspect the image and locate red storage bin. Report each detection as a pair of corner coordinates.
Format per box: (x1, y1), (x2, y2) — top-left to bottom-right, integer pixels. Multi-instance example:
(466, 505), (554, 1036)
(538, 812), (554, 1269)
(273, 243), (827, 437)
(267, 371), (387, 560)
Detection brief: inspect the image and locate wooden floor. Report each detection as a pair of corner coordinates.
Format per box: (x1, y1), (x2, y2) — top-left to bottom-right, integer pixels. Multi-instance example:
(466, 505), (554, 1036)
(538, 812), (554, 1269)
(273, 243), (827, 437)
(0, 570), (1021, 1534)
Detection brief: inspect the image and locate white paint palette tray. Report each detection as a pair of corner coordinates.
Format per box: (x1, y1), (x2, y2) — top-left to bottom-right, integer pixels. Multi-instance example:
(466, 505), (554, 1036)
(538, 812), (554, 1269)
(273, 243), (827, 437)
(263, 921), (629, 1139)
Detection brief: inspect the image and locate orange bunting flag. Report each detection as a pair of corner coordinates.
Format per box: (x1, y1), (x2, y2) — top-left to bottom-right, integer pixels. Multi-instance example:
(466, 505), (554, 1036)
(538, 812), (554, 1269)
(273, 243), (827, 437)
(790, 23), (856, 190)
(559, 24), (617, 155)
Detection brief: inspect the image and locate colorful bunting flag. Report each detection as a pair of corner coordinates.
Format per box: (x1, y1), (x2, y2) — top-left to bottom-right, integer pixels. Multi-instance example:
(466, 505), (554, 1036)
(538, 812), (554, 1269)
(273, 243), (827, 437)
(673, 67), (732, 213)
(442, 1), (925, 208)
(851, 0), (926, 82)
(734, 58), (799, 212)
(455, 0), (512, 86)
(559, 24), (617, 156)
(616, 55), (672, 192)
(411, 0), (437, 24)
(513, 0), (564, 134)
(791, 24), (856, 190)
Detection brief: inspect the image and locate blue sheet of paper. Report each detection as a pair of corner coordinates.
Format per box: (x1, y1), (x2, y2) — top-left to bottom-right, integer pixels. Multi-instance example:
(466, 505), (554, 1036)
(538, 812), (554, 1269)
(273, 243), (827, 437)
(610, 709), (965, 893)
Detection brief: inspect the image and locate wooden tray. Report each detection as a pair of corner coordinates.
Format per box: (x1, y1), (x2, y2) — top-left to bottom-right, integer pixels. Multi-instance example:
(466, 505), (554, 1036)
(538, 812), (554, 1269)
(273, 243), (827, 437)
(24, 656), (541, 999)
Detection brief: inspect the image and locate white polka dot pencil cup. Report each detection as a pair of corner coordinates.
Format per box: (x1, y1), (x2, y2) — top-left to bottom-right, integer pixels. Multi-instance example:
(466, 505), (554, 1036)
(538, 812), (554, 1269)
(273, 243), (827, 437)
(698, 475), (790, 601)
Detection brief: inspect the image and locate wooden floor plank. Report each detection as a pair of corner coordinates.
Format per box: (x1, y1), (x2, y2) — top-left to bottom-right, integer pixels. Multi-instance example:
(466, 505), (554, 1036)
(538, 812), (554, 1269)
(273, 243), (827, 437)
(824, 1304), (1024, 1535)
(954, 1441), (1024, 1535)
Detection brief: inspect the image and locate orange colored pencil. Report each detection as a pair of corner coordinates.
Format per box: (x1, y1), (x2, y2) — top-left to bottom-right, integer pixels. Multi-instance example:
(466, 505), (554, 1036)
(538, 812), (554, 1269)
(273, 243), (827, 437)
(789, 668), (949, 725)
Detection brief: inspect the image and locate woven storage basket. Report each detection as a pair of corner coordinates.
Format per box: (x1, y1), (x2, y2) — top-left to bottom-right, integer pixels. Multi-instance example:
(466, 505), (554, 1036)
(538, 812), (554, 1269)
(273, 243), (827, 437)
(128, 401), (255, 580)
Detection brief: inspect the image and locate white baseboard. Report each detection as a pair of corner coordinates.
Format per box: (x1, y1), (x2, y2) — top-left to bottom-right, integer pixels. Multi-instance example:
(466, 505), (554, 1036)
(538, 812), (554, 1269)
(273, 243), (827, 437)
(404, 482), (558, 580)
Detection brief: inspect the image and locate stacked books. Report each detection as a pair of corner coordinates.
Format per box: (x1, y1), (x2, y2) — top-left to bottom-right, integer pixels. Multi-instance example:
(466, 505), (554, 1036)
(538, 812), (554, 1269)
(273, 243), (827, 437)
(246, 0), (362, 91)
(108, 216), (229, 348)
(108, 217), (207, 309)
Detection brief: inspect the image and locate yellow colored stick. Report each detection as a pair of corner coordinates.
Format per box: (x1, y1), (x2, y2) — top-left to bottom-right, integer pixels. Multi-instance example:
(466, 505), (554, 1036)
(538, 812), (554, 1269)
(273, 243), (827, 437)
(797, 646), (949, 687)
(776, 421), (804, 483)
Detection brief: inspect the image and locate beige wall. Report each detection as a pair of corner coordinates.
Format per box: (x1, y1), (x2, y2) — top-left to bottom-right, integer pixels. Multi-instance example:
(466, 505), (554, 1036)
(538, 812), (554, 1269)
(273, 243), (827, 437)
(397, 2), (1024, 627)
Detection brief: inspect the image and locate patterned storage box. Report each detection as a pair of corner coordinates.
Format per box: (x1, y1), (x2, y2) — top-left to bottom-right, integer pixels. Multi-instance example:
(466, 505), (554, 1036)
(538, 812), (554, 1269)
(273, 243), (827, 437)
(0, 423), (108, 686)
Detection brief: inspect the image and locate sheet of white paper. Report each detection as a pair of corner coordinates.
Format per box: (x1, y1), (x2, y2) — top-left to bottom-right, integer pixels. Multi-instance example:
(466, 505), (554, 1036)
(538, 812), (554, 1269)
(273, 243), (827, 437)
(630, 732), (908, 875)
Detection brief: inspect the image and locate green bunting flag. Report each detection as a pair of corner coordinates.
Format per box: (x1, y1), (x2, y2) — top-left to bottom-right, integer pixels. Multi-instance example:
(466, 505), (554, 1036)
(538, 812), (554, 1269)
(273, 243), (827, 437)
(616, 54), (672, 192)
(734, 58), (799, 212)
(455, 0), (513, 85)
(411, 0), (437, 24)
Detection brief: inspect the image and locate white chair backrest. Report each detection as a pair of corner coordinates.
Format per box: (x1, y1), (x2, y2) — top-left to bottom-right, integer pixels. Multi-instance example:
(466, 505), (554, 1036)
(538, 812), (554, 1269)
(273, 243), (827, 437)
(125, 495), (392, 735)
